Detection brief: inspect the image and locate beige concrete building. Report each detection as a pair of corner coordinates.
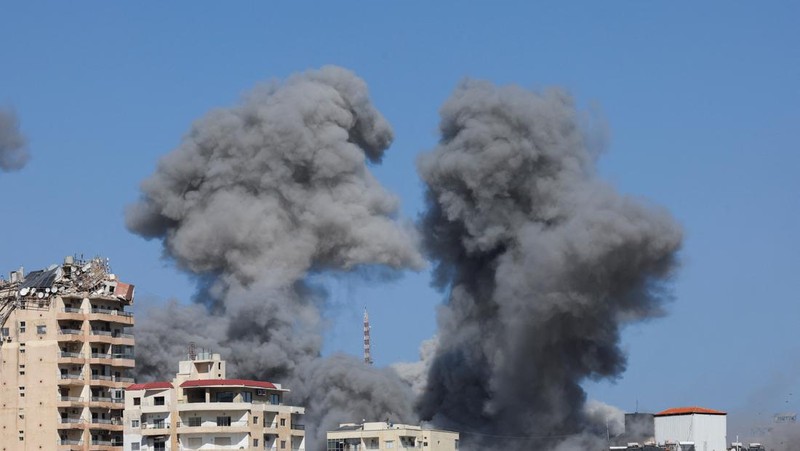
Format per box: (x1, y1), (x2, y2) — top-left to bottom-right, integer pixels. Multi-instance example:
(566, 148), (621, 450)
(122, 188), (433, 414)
(124, 351), (306, 451)
(327, 422), (460, 451)
(0, 256), (136, 451)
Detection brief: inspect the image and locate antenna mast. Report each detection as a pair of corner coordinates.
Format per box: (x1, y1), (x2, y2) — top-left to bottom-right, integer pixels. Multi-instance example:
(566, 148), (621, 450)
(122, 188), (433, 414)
(363, 307), (373, 365)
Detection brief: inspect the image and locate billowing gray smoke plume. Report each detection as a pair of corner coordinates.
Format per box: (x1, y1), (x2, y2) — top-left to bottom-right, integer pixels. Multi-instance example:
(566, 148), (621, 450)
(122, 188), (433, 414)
(416, 80), (682, 449)
(126, 66), (422, 448)
(0, 109), (29, 171)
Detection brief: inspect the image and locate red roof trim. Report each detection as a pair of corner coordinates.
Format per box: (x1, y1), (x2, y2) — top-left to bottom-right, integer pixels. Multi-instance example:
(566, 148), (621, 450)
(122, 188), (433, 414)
(180, 379), (277, 390)
(655, 407), (726, 416)
(127, 381), (173, 391)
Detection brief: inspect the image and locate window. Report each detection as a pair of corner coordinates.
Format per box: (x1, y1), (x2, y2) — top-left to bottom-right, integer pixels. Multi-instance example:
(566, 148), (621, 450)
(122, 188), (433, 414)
(216, 416), (231, 426)
(154, 396), (165, 406)
(19, 321), (26, 333)
(153, 418), (165, 428)
(133, 397), (141, 406)
(280, 440), (286, 449)
(214, 437), (232, 446)
(455, 439), (459, 449)
(215, 391), (234, 402)
(242, 391), (252, 402)
(36, 325), (46, 335)
(280, 418), (286, 426)
(270, 393), (281, 405)
(1, 327), (9, 337)
(131, 419), (140, 428)
(385, 440), (394, 449)
(254, 439), (259, 447)
(131, 444), (140, 451)
(253, 416), (259, 425)
(188, 417), (201, 427)
(188, 437), (202, 447)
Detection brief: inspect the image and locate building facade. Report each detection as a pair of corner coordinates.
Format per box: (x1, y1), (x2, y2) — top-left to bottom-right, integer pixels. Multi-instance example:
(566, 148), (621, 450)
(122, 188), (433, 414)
(327, 422), (459, 451)
(654, 407), (727, 451)
(0, 256), (136, 451)
(124, 352), (306, 451)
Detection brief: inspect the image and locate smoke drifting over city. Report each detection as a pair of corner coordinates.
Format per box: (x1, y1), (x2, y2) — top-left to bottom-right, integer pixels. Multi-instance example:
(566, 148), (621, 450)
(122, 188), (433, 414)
(128, 67), (682, 450)
(0, 109), (29, 172)
(126, 66), (422, 446)
(416, 81), (682, 449)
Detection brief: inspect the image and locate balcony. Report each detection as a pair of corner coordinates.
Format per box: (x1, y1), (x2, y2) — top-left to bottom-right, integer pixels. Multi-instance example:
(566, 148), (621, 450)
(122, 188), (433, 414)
(88, 353), (134, 367)
(57, 418), (86, 429)
(90, 417), (124, 431)
(88, 308), (134, 326)
(88, 330), (134, 345)
(57, 307), (85, 321)
(140, 422), (171, 436)
(89, 374), (133, 388)
(176, 420), (249, 435)
(57, 329), (84, 341)
(177, 401), (252, 412)
(58, 374), (85, 386)
(89, 396), (117, 408)
(59, 351), (85, 364)
(88, 438), (124, 450)
(58, 396), (85, 407)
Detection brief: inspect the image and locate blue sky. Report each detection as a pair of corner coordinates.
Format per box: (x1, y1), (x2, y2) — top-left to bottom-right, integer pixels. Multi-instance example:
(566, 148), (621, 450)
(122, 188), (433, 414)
(1, 1), (798, 430)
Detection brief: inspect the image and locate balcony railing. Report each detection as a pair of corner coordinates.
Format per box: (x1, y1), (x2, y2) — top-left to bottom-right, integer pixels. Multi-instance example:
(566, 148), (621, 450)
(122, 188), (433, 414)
(60, 418), (84, 424)
(291, 424), (306, 430)
(142, 422), (169, 430)
(91, 396), (112, 402)
(60, 374), (83, 380)
(60, 351), (82, 358)
(90, 330), (112, 336)
(59, 329), (82, 335)
(90, 439), (123, 446)
(176, 420), (248, 428)
(61, 307), (82, 313)
(58, 439), (83, 445)
(91, 308), (133, 317)
(60, 396), (84, 402)
(91, 417), (122, 425)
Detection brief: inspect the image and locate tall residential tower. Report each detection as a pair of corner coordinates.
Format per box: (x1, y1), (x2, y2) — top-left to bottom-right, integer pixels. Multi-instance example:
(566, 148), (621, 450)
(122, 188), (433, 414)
(0, 256), (135, 451)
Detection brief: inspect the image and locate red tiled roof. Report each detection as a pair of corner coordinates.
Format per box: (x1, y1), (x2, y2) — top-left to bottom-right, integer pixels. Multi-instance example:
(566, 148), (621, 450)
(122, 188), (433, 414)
(127, 381), (173, 391)
(180, 379), (278, 390)
(655, 407), (726, 416)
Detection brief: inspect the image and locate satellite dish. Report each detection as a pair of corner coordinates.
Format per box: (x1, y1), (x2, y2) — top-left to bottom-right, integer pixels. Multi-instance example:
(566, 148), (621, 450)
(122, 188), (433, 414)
(51, 286), (59, 293)
(37, 292), (44, 299)
(29, 288), (36, 294)
(45, 287), (51, 293)
(19, 288), (29, 296)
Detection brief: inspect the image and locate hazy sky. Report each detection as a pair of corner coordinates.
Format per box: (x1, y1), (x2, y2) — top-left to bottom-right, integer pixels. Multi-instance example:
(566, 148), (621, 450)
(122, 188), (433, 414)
(1, 1), (798, 433)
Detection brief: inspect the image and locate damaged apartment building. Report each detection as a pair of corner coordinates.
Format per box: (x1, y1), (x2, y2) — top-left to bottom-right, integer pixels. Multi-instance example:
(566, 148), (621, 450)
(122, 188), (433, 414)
(0, 256), (135, 451)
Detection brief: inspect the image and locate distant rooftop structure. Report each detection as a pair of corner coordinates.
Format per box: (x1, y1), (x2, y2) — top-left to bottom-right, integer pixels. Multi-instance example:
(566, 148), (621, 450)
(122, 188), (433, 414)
(327, 421), (459, 451)
(655, 406), (727, 416)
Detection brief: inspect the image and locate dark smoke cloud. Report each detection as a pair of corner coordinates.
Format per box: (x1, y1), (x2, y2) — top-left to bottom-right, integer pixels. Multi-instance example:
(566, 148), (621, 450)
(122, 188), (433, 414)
(416, 80), (682, 449)
(126, 66), (422, 448)
(0, 109), (29, 171)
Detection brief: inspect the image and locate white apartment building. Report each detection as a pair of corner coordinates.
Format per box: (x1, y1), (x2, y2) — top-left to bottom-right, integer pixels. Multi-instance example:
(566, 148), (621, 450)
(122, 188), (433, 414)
(124, 352), (305, 451)
(327, 422), (459, 451)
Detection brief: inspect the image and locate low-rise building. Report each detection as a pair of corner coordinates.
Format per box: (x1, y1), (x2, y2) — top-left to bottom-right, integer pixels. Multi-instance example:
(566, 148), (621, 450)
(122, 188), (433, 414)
(327, 421), (459, 451)
(124, 351), (305, 451)
(654, 407), (727, 451)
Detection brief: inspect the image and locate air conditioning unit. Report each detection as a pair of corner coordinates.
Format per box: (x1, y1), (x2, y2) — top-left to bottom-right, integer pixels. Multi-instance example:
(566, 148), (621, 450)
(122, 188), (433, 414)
(256, 389), (267, 396)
